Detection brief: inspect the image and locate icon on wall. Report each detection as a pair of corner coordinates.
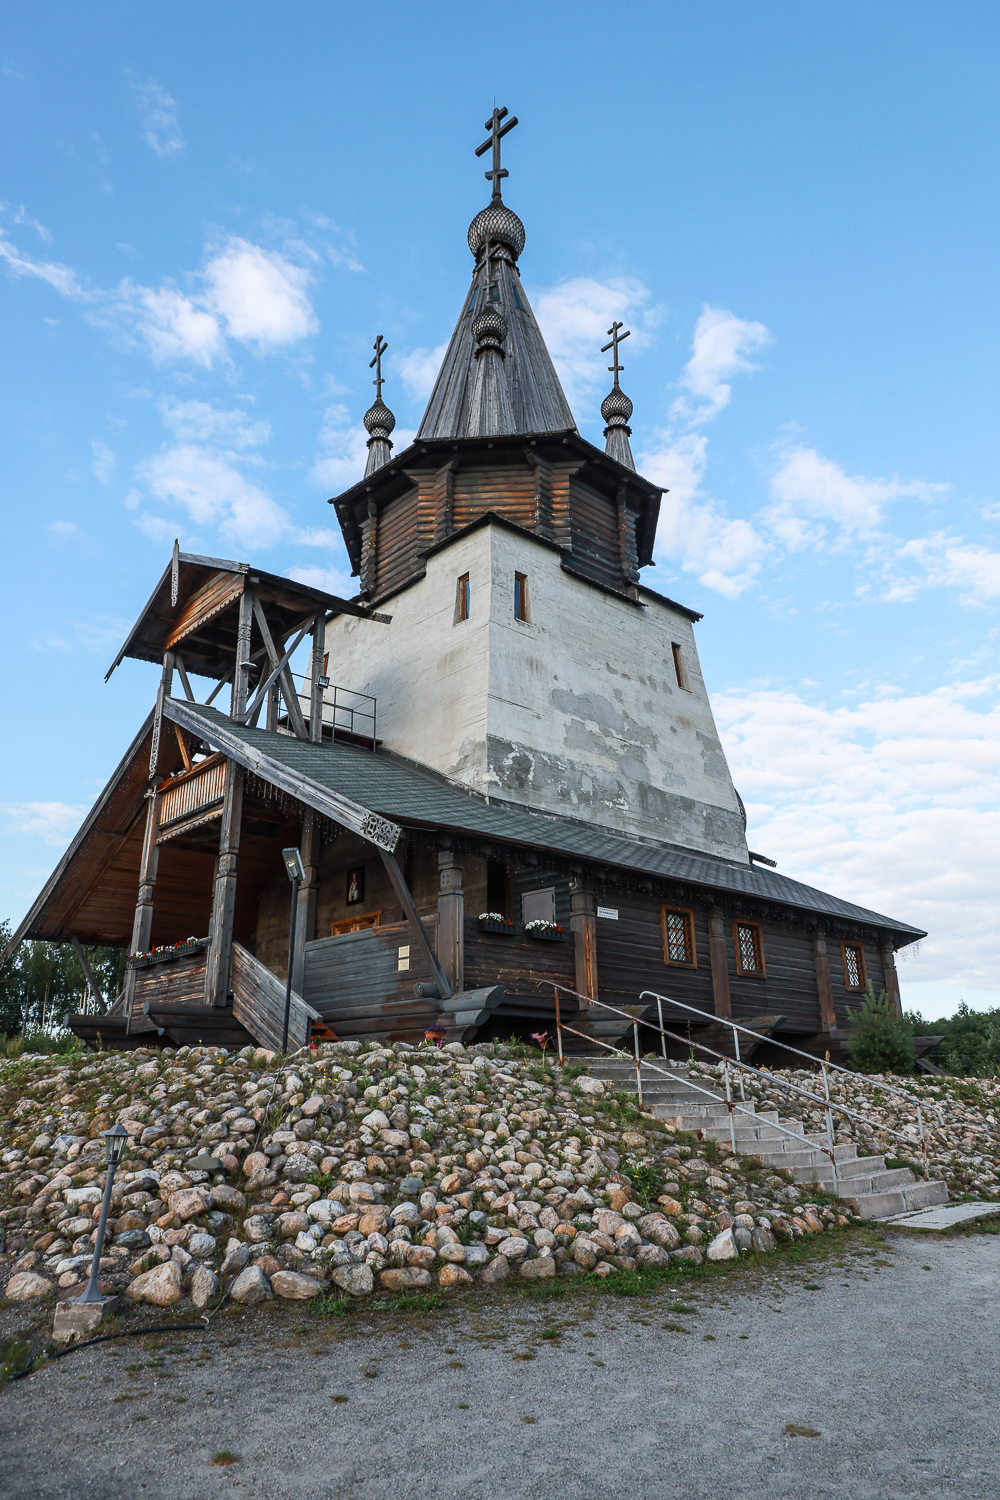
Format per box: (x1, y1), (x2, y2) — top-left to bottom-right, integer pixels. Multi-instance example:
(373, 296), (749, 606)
(346, 866), (365, 906)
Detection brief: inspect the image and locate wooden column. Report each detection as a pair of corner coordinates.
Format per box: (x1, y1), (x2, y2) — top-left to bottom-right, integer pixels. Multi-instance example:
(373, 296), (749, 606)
(813, 933), (837, 1032)
(149, 653), (175, 777)
(230, 588), (254, 722)
(437, 846), (465, 994)
(880, 942), (902, 1016)
(707, 910), (732, 1019)
(204, 761), (243, 1008)
(569, 880), (598, 1007)
(291, 811), (321, 998)
(309, 612), (325, 743)
(124, 778), (163, 1028)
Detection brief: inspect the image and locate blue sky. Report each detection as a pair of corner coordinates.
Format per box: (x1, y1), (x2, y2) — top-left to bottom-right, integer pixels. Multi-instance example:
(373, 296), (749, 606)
(2, 2), (998, 1020)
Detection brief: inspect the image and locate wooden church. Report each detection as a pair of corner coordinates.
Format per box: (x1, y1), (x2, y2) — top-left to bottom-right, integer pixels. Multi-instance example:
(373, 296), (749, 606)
(1, 107), (924, 1061)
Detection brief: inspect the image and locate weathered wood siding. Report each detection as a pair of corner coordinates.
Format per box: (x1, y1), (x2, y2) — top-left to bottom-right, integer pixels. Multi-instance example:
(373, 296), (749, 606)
(569, 478), (625, 593)
(451, 468), (537, 532)
(375, 487), (422, 598)
(463, 919), (576, 1020)
(133, 949), (207, 1009)
(302, 917), (441, 1043)
(828, 941), (885, 1028)
(231, 941), (317, 1051)
(594, 897), (716, 1020)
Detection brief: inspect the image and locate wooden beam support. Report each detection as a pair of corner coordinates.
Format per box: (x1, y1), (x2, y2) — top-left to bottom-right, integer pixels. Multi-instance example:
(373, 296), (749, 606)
(173, 654), (197, 703)
(881, 942), (902, 1017)
(569, 878), (597, 1007)
(250, 592), (308, 740)
(124, 779), (163, 1031)
(813, 933), (837, 1032)
(68, 934), (107, 1015)
(204, 672), (232, 708)
(378, 847), (452, 1000)
(437, 845), (464, 994)
(149, 653), (175, 777)
(291, 810), (321, 998)
(707, 910), (732, 1020)
(309, 612), (325, 744)
(173, 723), (193, 773)
(230, 589), (254, 722)
(242, 622), (310, 728)
(203, 761), (243, 1008)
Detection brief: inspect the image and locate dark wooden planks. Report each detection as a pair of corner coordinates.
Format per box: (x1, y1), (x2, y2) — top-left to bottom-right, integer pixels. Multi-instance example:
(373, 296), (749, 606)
(595, 897), (716, 1019)
(134, 950), (208, 1010)
(165, 570), (245, 652)
(303, 918), (442, 1043)
(231, 941), (319, 1050)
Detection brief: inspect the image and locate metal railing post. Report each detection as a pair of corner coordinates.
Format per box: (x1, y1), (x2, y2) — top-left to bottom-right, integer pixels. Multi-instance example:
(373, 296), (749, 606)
(722, 1061), (737, 1154)
(633, 1022), (643, 1110)
(554, 987), (563, 1065)
(732, 1026), (746, 1102)
(657, 997), (667, 1060)
(821, 1062), (838, 1192)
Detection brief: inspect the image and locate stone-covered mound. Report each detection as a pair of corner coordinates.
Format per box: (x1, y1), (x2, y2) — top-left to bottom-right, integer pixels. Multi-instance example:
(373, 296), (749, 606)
(1, 1040), (851, 1310)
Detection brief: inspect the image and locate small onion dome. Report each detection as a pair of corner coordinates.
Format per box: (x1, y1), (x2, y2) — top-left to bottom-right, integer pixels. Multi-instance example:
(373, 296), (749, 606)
(363, 396), (395, 440)
(601, 385), (633, 430)
(472, 303), (508, 359)
(468, 202), (526, 263)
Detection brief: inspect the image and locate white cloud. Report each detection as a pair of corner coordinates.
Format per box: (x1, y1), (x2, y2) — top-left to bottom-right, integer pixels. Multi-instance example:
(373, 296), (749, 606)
(13, 206), (51, 243)
(286, 564), (357, 598)
(91, 440), (116, 483)
(398, 342), (448, 402)
(133, 79), (184, 157)
(47, 520), (80, 539)
(310, 404), (415, 494)
(531, 276), (651, 410)
(673, 305), (770, 424)
(637, 305), (772, 598)
(0, 228), (83, 297)
(29, 617), (132, 653)
(114, 281), (224, 366)
(159, 398), (270, 450)
(892, 532), (1000, 606)
(202, 239), (316, 347)
(765, 445), (945, 552)
(136, 445), (290, 550)
(714, 680), (1000, 992)
(1, 801), (89, 845)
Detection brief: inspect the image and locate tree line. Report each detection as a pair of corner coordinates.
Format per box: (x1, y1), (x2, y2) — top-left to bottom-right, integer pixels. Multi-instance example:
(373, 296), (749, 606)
(0, 920), (127, 1038)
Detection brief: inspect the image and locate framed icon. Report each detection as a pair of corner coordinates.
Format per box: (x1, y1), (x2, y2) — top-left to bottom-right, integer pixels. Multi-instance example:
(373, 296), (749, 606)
(346, 866), (365, 906)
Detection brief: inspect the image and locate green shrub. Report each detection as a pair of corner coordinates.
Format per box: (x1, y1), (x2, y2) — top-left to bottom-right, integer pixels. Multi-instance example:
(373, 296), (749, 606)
(846, 985), (916, 1074)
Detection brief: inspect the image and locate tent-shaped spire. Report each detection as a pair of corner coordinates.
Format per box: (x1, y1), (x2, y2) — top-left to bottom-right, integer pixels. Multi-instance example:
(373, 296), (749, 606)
(417, 107), (575, 441)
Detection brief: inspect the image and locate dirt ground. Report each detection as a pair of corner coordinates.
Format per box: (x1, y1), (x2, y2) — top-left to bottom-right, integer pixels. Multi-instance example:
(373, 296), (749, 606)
(2, 1227), (998, 1499)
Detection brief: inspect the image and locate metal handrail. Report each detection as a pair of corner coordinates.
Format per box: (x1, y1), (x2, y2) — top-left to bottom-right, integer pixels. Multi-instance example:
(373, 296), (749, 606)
(638, 989), (944, 1123)
(539, 981), (937, 1184)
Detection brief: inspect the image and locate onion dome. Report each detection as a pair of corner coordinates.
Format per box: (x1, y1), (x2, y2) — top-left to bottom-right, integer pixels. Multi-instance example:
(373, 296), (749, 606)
(363, 396), (395, 478)
(601, 386), (633, 428)
(468, 202), (526, 263)
(472, 303), (508, 359)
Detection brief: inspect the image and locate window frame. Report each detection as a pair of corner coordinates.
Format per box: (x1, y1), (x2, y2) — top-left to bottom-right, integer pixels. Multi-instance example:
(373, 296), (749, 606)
(732, 920), (766, 979)
(660, 904), (697, 968)
(513, 571), (529, 623)
(841, 940), (867, 992)
(671, 642), (692, 691)
(456, 572), (471, 623)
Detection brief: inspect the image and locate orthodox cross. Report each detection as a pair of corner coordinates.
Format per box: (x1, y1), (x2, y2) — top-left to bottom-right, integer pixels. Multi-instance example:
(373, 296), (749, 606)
(475, 105), (518, 200)
(369, 334), (388, 399)
(601, 321), (631, 386)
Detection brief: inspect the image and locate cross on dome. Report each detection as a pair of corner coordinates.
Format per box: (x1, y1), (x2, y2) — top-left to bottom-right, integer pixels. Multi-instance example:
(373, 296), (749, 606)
(369, 334), (388, 400)
(475, 106), (519, 202)
(601, 321), (631, 388)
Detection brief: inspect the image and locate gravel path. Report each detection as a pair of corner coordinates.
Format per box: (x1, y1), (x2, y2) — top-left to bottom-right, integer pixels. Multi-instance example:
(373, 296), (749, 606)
(3, 1230), (997, 1499)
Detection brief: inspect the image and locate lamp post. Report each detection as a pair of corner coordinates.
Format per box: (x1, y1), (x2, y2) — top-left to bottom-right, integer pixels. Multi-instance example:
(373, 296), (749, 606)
(78, 1121), (129, 1305)
(281, 846), (306, 1053)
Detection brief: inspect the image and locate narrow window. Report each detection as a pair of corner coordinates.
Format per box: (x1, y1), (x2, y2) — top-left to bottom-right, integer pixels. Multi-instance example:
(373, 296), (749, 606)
(456, 573), (470, 623)
(514, 572), (528, 622)
(733, 920), (766, 978)
(842, 941), (867, 991)
(672, 642), (692, 691)
(661, 905), (697, 968)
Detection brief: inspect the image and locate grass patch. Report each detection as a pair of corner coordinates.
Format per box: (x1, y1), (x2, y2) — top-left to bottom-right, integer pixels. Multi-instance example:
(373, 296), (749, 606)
(210, 1451), (239, 1465)
(786, 1424), (821, 1438)
(331, 1394), (349, 1403)
(0, 1338), (32, 1388)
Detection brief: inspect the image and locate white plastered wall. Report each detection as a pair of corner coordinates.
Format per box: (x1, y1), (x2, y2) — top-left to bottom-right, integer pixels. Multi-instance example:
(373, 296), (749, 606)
(323, 522), (748, 862)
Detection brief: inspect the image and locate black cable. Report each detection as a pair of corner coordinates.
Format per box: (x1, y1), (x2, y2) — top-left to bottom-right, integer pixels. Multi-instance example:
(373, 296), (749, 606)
(7, 1319), (209, 1383)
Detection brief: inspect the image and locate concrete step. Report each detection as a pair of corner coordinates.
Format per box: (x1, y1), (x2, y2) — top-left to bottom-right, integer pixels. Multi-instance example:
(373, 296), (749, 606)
(850, 1178), (950, 1220)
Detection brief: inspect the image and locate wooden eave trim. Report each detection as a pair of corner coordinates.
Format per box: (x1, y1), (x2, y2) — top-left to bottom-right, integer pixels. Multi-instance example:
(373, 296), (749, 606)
(560, 559), (645, 607)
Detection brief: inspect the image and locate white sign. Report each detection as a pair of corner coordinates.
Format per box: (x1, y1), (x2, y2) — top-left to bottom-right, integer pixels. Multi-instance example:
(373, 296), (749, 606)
(597, 906), (619, 920)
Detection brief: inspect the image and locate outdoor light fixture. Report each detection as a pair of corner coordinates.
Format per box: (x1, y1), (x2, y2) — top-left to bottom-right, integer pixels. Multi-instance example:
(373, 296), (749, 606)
(319, 675), (330, 689)
(78, 1120), (129, 1305)
(281, 846), (306, 1052)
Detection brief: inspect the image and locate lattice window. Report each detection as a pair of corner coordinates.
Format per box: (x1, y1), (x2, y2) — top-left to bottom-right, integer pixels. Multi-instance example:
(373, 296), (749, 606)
(842, 941), (867, 991)
(733, 921), (765, 978)
(661, 905), (696, 967)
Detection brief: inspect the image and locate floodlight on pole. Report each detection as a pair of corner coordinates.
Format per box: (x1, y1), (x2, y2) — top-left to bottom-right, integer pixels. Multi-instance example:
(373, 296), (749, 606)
(78, 1121), (129, 1305)
(281, 847), (305, 1052)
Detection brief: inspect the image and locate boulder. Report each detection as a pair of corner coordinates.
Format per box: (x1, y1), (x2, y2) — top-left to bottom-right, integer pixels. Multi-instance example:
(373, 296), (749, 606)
(331, 1263), (374, 1297)
(438, 1263), (472, 1288)
(167, 1187), (211, 1222)
(520, 1256), (556, 1280)
(190, 1266), (219, 1309)
(210, 1185), (246, 1213)
(647, 1220), (682, 1251)
(575, 1076), (604, 1096)
(220, 1241), (250, 1279)
(636, 1244), (671, 1269)
(5, 1272), (53, 1302)
(125, 1262), (182, 1306)
(271, 1271), (326, 1300)
(751, 1226), (777, 1254)
(378, 1267), (433, 1291)
(478, 1254), (510, 1284)
(706, 1228), (739, 1262)
(188, 1232), (217, 1259)
(229, 1265), (272, 1304)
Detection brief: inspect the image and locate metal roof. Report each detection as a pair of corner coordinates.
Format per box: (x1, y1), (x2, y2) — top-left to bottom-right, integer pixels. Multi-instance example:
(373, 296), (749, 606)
(167, 701), (926, 941)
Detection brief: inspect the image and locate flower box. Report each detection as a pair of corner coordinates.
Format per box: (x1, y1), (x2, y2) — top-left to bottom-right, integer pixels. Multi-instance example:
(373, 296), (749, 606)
(127, 939), (208, 970)
(525, 922), (564, 942)
(477, 914), (516, 936)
